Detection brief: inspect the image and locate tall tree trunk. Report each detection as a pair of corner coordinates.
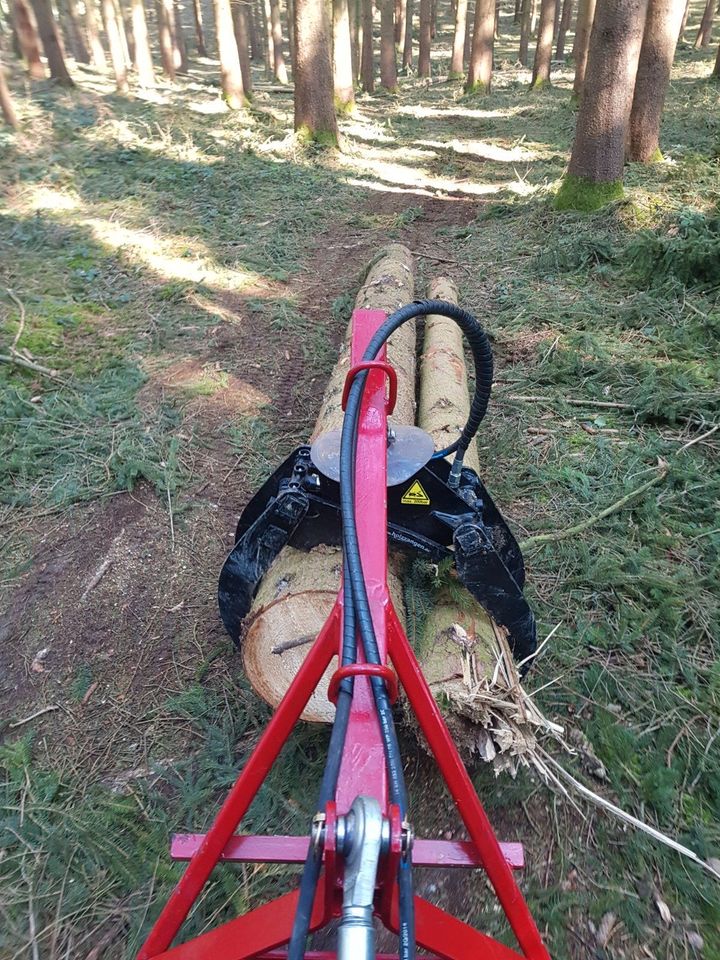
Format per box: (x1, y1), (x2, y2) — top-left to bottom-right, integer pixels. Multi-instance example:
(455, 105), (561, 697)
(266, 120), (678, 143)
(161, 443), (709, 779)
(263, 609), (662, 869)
(494, 0), (499, 38)
(418, 0), (430, 75)
(350, 0), (359, 76)
(360, 0), (373, 87)
(84, 0), (106, 67)
(131, 0), (155, 84)
(30, 0), (74, 81)
(157, 0), (175, 75)
(191, 0), (206, 53)
(116, 0), (132, 67)
(677, 0), (689, 40)
(287, 0), (295, 68)
(464, 0), (472, 61)
(294, 0), (338, 142)
(396, 0), (406, 45)
(214, 0), (246, 104)
(0, 52), (18, 126)
(554, 0), (571, 58)
(571, 0), (594, 97)
(172, 0), (188, 71)
(231, 0), (253, 90)
(402, 0), (413, 65)
(394, 0), (401, 39)
(693, 0), (713, 47)
(247, 0), (260, 58)
(530, 0), (537, 31)
(268, 0), (286, 79)
(450, 0), (467, 74)
(628, 0), (684, 161)
(714, 38), (720, 75)
(465, 0), (493, 89)
(380, 0), (396, 86)
(262, 0), (272, 75)
(518, 0), (530, 62)
(556, 0), (649, 210)
(100, 0), (127, 87)
(12, 0), (45, 76)
(59, 0), (90, 61)
(552, 0), (560, 36)
(333, 0), (354, 107)
(513, 0), (520, 18)
(429, 0), (435, 35)
(2, 5), (24, 61)
(530, 0), (555, 86)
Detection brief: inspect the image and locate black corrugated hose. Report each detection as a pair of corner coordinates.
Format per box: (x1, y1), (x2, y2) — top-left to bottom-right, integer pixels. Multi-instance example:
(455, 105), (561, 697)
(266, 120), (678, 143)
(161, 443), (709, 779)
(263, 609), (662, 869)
(288, 300), (494, 960)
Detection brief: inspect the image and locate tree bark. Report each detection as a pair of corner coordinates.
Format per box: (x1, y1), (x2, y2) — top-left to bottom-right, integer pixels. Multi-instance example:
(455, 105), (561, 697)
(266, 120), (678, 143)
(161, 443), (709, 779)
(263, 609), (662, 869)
(464, 0), (472, 61)
(554, 0), (572, 59)
(115, 0), (132, 67)
(84, 0), (106, 68)
(402, 0), (413, 65)
(102, 0), (128, 87)
(350, 0), (359, 77)
(571, 0), (594, 97)
(360, 0), (373, 88)
(191, 0), (206, 54)
(214, 0), (246, 105)
(172, 0), (189, 71)
(693, 0), (713, 47)
(396, 0), (406, 45)
(59, 0), (90, 61)
(677, 0), (688, 40)
(268, 0), (287, 79)
(557, 0), (649, 209)
(530, 0), (555, 86)
(380, 0), (397, 87)
(231, 0), (253, 91)
(518, 0), (530, 63)
(418, 0), (430, 75)
(333, 0), (355, 108)
(450, 0), (467, 75)
(262, 0), (272, 75)
(514, 0), (520, 19)
(99, 0), (127, 86)
(131, 0), (155, 83)
(30, 0), (73, 82)
(294, 0), (338, 142)
(714, 38), (720, 76)
(157, 0), (175, 76)
(287, 0), (295, 65)
(0, 52), (18, 126)
(247, 0), (260, 58)
(466, 0), (493, 90)
(12, 0), (45, 77)
(628, 0), (685, 161)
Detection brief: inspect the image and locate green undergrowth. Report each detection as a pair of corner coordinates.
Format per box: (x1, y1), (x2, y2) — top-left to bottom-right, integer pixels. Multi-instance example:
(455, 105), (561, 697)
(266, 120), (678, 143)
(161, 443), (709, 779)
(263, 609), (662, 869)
(0, 675), (327, 957)
(452, 165), (720, 953)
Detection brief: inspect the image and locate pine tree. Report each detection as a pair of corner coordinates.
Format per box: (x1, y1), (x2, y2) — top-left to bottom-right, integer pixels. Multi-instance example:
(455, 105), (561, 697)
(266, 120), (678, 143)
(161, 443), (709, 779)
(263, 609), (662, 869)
(556, 0), (649, 210)
(628, 0), (685, 162)
(530, 0), (556, 87)
(294, 0), (338, 143)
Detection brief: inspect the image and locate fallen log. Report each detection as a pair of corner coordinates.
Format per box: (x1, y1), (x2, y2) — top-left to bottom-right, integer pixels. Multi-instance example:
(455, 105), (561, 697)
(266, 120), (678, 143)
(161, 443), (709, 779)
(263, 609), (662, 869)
(242, 245), (416, 722)
(414, 277), (560, 770)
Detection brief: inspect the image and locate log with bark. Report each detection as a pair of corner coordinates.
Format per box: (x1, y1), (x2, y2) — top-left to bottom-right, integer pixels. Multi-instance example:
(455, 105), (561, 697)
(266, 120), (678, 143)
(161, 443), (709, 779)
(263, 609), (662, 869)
(242, 245), (416, 722)
(412, 277), (561, 771)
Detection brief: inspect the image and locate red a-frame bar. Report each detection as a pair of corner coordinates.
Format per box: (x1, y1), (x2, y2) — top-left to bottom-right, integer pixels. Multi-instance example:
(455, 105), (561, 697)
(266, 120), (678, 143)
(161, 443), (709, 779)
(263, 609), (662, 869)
(137, 309), (551, 960)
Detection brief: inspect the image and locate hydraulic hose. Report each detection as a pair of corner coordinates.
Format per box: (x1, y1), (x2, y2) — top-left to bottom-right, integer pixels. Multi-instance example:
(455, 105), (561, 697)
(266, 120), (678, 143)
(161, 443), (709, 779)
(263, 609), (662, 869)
(290, 300), (493, 960)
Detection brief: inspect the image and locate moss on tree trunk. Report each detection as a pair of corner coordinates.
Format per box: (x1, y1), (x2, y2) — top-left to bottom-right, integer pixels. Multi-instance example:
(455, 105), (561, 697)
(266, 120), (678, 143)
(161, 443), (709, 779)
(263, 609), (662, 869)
(465, 0), (493, 91)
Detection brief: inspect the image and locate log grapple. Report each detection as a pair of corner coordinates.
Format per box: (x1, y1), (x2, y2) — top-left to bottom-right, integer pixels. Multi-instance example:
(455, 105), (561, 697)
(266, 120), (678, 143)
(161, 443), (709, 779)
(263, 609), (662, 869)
(137, 303), (551, 960)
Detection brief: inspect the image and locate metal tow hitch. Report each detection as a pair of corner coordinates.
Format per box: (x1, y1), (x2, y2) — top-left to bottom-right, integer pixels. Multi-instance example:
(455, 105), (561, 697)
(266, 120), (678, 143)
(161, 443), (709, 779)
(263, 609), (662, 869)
(337, 796), (387, 960)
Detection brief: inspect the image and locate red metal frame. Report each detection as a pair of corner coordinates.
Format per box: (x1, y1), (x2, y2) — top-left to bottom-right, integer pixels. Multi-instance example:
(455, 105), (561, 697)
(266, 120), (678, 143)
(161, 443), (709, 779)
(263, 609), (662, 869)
(137, 309), (551, 960)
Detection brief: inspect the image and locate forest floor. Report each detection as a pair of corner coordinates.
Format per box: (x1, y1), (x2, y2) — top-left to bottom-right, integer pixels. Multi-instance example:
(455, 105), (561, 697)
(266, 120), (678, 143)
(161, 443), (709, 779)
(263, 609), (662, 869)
(1, 6), (720, 959)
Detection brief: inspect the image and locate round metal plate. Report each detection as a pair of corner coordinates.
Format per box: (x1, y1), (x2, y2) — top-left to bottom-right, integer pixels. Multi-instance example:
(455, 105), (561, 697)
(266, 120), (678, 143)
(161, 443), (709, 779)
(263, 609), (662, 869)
(310, 423), (436, 486)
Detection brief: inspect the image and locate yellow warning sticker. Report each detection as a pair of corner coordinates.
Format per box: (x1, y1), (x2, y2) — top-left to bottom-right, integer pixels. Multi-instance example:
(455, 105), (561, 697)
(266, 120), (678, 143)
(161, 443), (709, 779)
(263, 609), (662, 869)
(401, 479), (430, 506)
